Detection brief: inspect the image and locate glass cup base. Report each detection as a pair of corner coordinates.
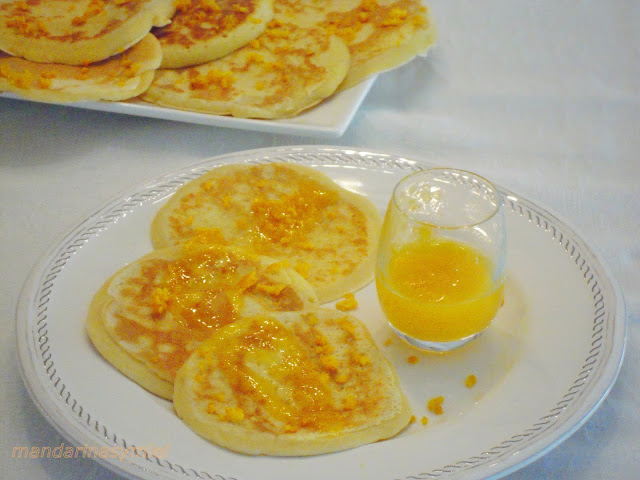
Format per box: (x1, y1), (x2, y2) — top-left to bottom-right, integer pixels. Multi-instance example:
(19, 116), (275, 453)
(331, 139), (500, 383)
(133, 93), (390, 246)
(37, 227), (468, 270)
(389, 323), (484, 352)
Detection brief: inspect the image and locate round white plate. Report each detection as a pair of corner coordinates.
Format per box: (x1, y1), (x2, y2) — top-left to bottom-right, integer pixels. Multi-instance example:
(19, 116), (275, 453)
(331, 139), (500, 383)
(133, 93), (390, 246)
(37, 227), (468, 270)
(16, 146), (627, 480)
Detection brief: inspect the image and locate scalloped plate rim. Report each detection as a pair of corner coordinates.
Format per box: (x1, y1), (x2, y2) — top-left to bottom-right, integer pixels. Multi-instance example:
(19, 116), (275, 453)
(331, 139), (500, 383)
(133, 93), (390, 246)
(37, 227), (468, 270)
(15, 145), (627, 480)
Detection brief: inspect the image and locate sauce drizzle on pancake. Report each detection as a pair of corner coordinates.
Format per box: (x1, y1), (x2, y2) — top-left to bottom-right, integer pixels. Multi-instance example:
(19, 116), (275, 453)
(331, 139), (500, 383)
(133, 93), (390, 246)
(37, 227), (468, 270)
(195, 316), (343, 432)
(153, 163), (378, 302)
(103, 245), (311, 380)
(173, 309), (412, 455)
(189, 312), (391, 433)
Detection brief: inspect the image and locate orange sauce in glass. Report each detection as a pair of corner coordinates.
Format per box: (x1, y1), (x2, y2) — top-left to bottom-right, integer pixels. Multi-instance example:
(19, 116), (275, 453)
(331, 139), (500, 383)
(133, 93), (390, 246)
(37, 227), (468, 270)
(376, 237), (504, 343)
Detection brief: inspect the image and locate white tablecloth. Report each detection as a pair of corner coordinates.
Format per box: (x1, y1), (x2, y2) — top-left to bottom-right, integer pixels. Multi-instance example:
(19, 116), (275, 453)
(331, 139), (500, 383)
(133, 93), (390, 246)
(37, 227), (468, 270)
(1, 1), (638, 478)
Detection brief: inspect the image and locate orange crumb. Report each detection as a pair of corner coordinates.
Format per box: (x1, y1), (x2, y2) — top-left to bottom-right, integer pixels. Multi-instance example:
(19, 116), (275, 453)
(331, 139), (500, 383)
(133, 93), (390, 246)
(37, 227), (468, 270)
(304, 312), (319, 326)
(421, 416), (429, 425)
(407, 355), (419, 364)
(293, 261), (310, 278)
(265, 260), (288, 273)
(320, 355), (339, 373)
(343, 395), (357, 410)
(150, 287), (170, 314)
(220, 406), (245, 423)
(354, 353), (371, 366)
(335, 372), (349, 384)
(255, 283), (286, 296)
(427, 396), (444, 415)
(465, 374), (477, 388)
(335, 292), (358, 311)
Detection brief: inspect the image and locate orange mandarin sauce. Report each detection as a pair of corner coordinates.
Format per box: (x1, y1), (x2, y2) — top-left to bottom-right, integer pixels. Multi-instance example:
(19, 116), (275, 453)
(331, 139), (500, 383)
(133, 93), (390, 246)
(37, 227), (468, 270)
(195, 317), (356, 433)
(112, 246), (303, 377)
(376, 237), (504, 343)
(112, 249), (245, 376)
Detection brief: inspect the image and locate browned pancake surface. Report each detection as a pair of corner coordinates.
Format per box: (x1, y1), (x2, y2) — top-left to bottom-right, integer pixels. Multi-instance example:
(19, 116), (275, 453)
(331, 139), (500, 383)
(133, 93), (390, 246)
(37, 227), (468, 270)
(0, 0), (176, 65)
(152, 0), (273, 68)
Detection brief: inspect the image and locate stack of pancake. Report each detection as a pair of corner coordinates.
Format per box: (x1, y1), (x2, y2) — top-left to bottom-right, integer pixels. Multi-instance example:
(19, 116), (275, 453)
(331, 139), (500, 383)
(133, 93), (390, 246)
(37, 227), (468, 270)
(87, 162), (413, 455)
(0, 0), (175, 102)
(1, 0), (436, 119)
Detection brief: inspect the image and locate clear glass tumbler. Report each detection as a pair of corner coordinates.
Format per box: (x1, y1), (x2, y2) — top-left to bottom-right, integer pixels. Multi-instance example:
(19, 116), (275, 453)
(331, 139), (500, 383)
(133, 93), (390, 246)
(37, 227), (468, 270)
(376, 168), (506, 352)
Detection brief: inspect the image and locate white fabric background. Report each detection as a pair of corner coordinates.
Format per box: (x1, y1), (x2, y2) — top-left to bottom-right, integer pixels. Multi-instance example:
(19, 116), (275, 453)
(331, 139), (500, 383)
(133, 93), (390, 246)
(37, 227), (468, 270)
(1, 1), (638, 478)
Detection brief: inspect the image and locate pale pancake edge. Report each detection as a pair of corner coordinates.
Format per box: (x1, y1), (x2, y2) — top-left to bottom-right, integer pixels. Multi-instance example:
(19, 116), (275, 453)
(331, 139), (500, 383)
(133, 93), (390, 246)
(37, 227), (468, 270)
(87, 279), (174, 399)
(0, 34), (162, 103)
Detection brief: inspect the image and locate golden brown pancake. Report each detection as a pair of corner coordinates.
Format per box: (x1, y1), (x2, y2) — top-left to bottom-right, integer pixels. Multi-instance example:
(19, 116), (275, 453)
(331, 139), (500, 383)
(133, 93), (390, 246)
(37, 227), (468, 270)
(150, 163), (382, 303)
(174, 309), (412, 455)
(141, 19), (350, 119)
(0, 33), (162, 102)
(274, 0), (437, 90)
(152, 0), (274, 68)
(86, 243), (317, 399)
(0, 0), (176, 65)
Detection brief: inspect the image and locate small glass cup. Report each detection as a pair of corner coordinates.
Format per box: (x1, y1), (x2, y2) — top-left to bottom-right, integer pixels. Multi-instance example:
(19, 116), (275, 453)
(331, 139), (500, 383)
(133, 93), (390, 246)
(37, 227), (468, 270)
(376, 168), (506, 352)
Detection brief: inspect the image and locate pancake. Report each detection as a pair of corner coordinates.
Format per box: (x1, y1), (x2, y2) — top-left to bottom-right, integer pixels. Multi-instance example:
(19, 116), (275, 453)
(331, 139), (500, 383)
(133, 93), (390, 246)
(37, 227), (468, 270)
(173, 309), (412, 455)
(140, 19), (350, 119)
(152, 0), (274, 68)
(86, 243), (317, 399)
(325, 0), (437, 90)
(0, 0), (176, 65)
(0, 33), (162, 102)
(150, 163), (382, 303)
(274, 0), (437, 90)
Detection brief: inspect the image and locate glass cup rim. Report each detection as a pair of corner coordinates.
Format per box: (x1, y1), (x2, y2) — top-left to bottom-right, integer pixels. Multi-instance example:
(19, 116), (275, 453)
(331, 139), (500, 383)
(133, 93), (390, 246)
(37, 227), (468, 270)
(392, 167), (502, 229)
